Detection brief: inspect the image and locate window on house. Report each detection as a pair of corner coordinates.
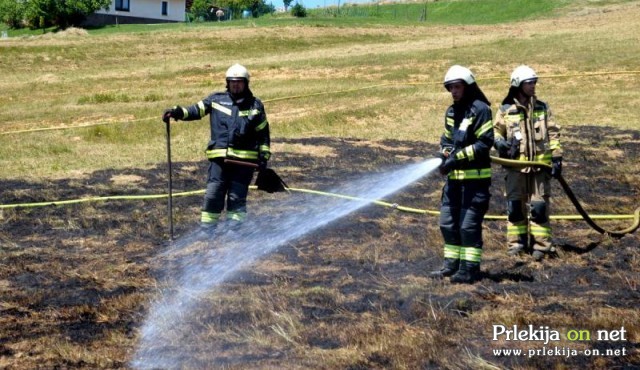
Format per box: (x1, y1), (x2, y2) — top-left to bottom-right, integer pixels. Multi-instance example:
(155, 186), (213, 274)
(162, 2), (168, 15)
(115, 0), (130, 12)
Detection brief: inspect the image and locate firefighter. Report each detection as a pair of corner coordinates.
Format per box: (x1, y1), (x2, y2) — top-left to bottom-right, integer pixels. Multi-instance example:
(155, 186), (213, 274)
(162, 63), (271, 233)
(430, 65), (494, 284)
(493, 65), (562, 261)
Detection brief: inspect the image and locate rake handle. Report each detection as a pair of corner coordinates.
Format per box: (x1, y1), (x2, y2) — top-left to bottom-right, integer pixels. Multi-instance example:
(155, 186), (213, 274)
(224, 158), (259, 168)
(165, 120), (174, 240)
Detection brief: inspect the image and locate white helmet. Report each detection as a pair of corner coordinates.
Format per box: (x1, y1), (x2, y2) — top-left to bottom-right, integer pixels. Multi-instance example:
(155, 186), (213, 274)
(510, 65), (537, 87)
(226, 63), (250, 81)
(443, 65), (476, 87)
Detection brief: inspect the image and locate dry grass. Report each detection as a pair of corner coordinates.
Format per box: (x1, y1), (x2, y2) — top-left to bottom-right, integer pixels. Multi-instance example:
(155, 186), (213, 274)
(1, 1), (640, 369)
(1, 2), (640, 179)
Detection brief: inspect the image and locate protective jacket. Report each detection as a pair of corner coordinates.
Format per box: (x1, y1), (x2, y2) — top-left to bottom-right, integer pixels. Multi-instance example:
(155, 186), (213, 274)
(494, 97), (562, 171)
(437, 96), (493, 283)
(494, 96), (562, 255)
(440, 100), (494, 180)
(179, 89), (271, 162)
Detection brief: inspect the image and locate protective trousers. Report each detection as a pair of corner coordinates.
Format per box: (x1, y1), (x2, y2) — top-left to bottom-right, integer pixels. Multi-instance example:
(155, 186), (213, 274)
(505, 169), (553, 253)
(201, 158), (255, 225)
(439, 179), (491, 267)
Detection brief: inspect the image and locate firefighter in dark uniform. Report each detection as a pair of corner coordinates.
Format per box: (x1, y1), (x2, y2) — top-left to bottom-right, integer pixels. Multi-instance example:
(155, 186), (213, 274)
(162, 64), (271, 232)
(430, 65), (494, 284)
(493, 65), (562, 260)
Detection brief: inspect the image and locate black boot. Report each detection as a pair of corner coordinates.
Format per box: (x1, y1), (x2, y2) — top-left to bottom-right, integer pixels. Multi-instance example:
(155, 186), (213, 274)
(450, 260), (481, 284)
(429, 258), (459, 279)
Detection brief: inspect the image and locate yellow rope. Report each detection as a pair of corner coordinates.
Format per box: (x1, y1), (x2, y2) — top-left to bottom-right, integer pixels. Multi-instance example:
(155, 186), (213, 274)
(3, 70), (640, 136)
(0, 116), (153, 135)
(0, 185), (635, 223)
(0, 190), (204, 209)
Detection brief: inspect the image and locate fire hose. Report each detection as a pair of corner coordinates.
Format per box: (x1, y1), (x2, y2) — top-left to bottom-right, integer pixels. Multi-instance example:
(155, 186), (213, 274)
(1, 158), (638, 239)
(490, 156), (640, 238)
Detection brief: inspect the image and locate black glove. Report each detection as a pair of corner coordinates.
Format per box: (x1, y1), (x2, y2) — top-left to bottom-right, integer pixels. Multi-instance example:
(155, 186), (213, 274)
(258, 152), (268, 171)
(258, 160), (267, 172)
(508, 136), (520, 159)
(436, 150), (449, 175)
(494, 139), (511, 158)
(551, 157), (563, 179)
(162, 106), (184, 124)
(439, 150), (458, 176)
(441, 156), (457, 175)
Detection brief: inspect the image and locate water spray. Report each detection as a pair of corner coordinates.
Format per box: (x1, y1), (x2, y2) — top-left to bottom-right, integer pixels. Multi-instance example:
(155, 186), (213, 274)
(131, 158), (441, 368)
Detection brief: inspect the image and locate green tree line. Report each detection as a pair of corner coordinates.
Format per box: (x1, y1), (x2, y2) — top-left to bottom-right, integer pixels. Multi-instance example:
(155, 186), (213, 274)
(0, 0), (111, 29)
(0, 0), (290, 29)
(190, 0), (278, 20)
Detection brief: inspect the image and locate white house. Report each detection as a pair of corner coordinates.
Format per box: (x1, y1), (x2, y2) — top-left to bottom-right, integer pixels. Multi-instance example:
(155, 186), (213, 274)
(88, 0), (189, 25)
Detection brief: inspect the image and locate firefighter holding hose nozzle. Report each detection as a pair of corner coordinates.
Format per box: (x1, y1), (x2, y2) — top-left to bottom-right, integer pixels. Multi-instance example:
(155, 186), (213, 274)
(430, 65), (494, 284)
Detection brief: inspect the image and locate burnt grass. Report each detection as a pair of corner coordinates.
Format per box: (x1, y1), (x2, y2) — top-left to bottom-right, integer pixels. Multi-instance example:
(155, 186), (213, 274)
(1, 125), (639, 369)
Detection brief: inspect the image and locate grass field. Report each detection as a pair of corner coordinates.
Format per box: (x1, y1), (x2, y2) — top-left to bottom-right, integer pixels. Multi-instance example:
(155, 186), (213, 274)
(1, 0), (639, 368)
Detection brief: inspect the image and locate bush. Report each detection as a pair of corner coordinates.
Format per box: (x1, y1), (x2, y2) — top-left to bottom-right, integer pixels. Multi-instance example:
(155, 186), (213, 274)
(0, 0), (26, 28)
(21, 0), (111, 29)
(291, 3), (307, 18)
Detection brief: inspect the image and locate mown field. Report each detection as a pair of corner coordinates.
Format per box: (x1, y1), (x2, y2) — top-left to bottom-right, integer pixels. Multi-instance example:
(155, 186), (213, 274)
(1, 0), (639, 368)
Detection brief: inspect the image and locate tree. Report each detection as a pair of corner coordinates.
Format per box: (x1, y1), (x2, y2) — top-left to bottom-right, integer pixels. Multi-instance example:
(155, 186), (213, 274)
(282, 0), (292, 12)
(190, 0), (213, 21)
(249, 0), (274, 17)
(215, 0), (251, 18)
(215, 0), (272, 18)
(19, 0), (111, 29)
(0, 0), (27, 28)
(290, 2), (305, 17)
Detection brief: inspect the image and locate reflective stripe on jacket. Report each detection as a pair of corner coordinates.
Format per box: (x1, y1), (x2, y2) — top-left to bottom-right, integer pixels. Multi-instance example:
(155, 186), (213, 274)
(181, 91), (271, 162)
(494, 97), (561, 172)
(440, 99), (494, 181)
